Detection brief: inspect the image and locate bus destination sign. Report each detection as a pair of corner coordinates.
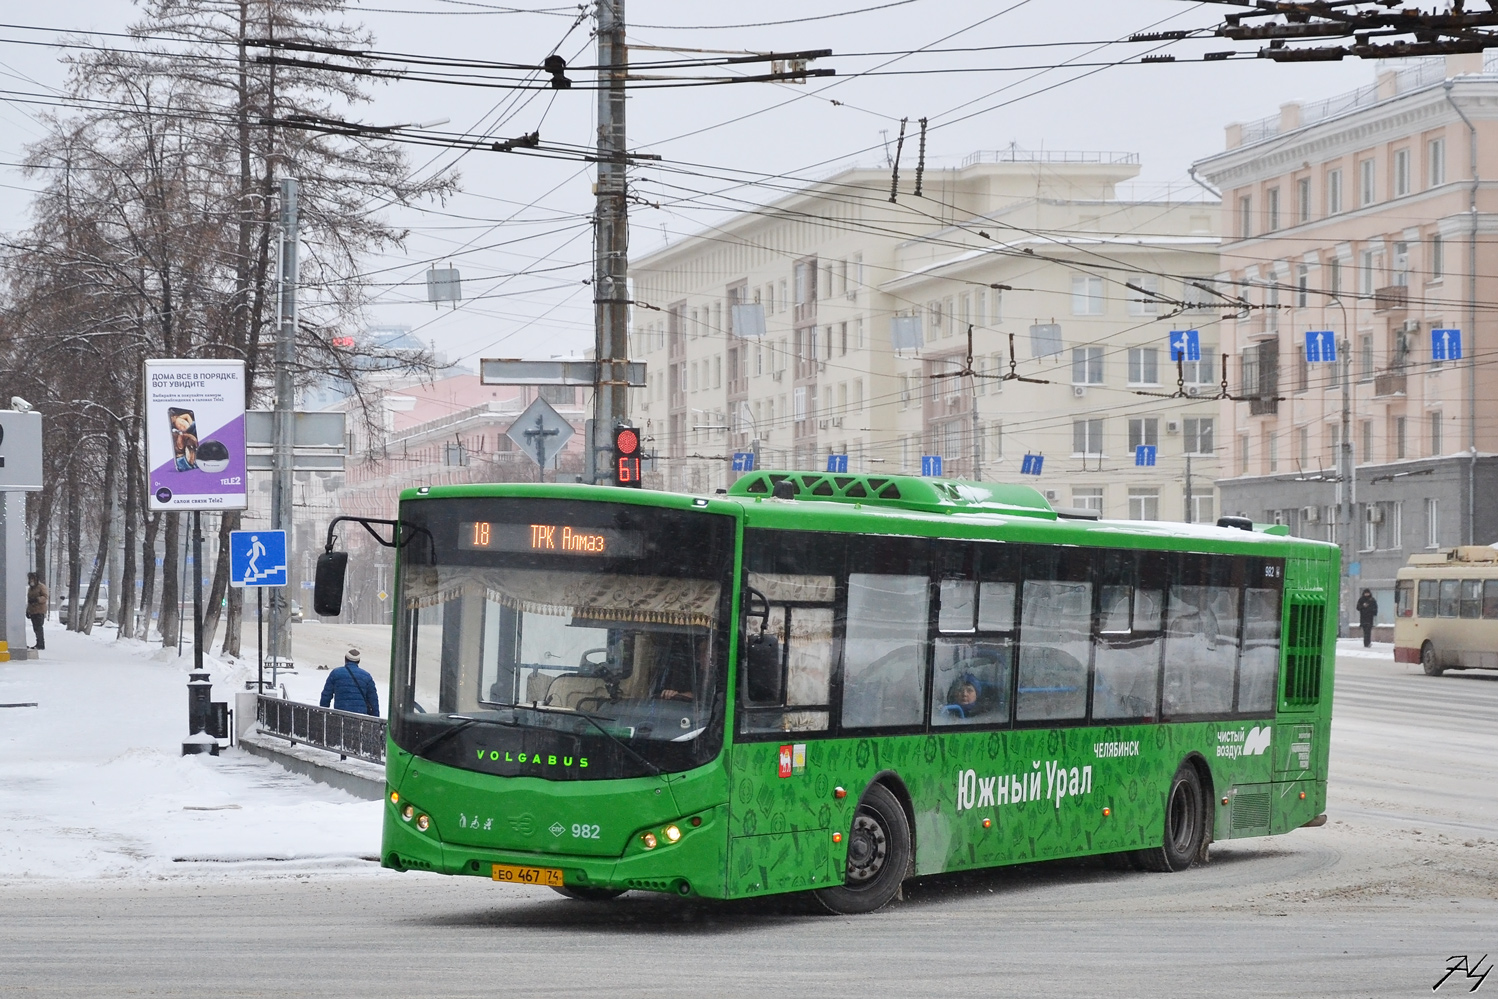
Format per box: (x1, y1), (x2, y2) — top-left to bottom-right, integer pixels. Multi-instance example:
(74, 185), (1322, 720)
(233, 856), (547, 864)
(459, 521), (643, 557)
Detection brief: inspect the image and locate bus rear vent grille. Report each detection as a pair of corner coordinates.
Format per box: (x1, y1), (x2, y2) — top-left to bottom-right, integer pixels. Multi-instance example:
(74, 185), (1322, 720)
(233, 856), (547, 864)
(1231, 791), (1271, 831)
(1284, 598), (1326, 707)
(626, 878), (675, 892)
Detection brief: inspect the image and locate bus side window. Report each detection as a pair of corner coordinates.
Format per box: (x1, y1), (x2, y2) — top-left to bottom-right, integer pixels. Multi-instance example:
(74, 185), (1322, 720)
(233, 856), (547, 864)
(1417, 579), (1438, 618)
(1395, 580), (1413, 618)
(1017, 546), (1091, 724)
(740, 572), (835, 734)
(1092, 549), (1164, 722)
(842, 574), (928, 728)
(1438, 579), (1460, 617)
(932, 545), (1018, 727)
(1460, 580), (1482, 619)
(1238, 588), (1281, 715)
(1484, 580), (1498, 619)
(1163, 554), (1240, 717)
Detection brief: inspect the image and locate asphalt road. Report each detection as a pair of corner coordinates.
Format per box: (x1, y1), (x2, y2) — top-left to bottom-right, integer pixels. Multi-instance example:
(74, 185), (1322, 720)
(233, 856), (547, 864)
(3, 651), (1496, 999)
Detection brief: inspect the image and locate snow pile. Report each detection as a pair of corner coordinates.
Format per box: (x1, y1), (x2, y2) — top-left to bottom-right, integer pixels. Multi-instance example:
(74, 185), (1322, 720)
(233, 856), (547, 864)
(0, 625), (382, 881)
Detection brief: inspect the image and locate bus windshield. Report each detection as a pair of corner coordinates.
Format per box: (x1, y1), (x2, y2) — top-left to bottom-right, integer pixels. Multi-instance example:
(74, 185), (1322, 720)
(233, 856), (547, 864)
(390, 497), (735, 780)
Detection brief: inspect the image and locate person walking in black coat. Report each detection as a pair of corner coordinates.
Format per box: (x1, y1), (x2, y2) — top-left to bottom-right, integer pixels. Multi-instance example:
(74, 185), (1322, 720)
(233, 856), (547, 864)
(319, 648), (380, 716)
(1355, 589), (1379, 648)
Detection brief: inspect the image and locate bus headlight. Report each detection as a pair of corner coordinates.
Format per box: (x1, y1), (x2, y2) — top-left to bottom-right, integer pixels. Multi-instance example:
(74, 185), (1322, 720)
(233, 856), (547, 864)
(642, 832), (658, 849)
(416, 814), (430, 832)
(402, 805), (414, 821)
(664, 824), (682, 843)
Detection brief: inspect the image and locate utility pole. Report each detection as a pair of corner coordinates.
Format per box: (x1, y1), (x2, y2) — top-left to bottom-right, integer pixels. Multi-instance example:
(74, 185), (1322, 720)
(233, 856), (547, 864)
(270, 177), (298, 665)
(591, 0), (630, 482)
(1340, 331), (1353, 637)
(1184, 453), (1194, 523)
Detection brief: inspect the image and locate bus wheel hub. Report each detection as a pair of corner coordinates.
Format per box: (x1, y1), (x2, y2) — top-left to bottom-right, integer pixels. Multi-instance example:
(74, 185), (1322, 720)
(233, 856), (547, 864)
(845, 813), (887, 883)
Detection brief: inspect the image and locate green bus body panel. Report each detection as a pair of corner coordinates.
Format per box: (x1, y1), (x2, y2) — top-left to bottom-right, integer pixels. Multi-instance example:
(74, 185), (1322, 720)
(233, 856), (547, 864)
(381, 478), (1338, 900)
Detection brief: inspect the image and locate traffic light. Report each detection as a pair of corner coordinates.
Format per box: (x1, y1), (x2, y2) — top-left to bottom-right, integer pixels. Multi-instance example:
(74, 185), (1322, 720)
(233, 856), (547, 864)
(612, 425), (642, 487)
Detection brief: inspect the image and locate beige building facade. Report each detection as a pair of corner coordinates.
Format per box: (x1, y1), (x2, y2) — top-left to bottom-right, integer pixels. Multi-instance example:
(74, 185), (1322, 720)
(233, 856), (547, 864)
(630, 151), (1221, 522)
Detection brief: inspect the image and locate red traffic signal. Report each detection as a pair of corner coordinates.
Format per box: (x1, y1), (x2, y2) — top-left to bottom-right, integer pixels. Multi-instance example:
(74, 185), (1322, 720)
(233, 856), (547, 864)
(612, 425), (642, 487)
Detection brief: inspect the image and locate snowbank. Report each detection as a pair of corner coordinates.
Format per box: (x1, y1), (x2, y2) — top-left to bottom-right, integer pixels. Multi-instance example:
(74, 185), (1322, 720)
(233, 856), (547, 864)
(0, 624), (382, 881)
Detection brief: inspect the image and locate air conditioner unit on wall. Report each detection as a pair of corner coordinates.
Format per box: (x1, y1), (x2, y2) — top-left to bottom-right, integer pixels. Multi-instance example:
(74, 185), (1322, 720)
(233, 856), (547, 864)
(1302, 505), (1320, 523)
(1366, 506), (1384, 524)
(1165, 420), (1181, 434)
(771, 370), (783, 381)
(1186, 386), (1200, 397)
(1043, 490), (1059, 502)
(1072, 385), (1087, 398)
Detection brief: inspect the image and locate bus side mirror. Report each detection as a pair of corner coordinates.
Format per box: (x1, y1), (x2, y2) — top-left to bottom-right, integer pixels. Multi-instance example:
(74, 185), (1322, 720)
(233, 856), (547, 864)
(745, 632), (782, 703)
(313, 551), (348, 617)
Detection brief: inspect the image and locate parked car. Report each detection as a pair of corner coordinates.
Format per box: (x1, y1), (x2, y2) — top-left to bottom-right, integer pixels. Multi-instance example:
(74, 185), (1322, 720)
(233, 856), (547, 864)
(57, 595), (107, 628)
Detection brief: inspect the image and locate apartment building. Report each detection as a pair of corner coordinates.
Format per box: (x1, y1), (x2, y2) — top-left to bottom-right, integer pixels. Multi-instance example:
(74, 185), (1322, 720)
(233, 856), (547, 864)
(630, 150), (1221, 522)
(1195, 54), (1498, 626)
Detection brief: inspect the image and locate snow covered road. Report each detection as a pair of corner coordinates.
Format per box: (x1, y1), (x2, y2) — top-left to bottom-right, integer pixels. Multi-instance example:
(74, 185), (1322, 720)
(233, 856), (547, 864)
(0, 626), (382, 881)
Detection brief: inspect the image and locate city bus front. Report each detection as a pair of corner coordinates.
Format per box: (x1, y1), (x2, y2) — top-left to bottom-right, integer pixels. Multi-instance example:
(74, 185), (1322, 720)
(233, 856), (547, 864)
(377, 487), (737, 897)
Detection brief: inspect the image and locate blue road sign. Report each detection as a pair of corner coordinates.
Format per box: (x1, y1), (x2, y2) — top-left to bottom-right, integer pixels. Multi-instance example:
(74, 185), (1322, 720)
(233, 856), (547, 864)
(921, 455), (943, 477)
(1134, 444), (1157, 467)
(1348, 561), (1361, 578)
(1169, 329), (1200, 362)
(1432, 328), (1463, 361)
(229, 530), (287, 588)
(1305, 330), (1337, 363)
(826, 454), (849, 474)
(1020, 453), (1044, 476)
(731, 451), (756, 472)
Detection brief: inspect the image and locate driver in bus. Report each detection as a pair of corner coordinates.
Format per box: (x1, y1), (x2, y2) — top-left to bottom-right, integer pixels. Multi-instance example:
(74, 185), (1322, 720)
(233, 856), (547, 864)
(656, 631), (709, 702)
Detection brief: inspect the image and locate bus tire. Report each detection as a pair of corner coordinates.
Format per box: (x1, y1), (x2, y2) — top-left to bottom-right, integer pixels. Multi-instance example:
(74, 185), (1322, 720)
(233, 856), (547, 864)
(550, 886), (627, 901)
(813, 782), (911, 915)
(1133, 762), (1206, 873)
(1421, 641), (1444, 676)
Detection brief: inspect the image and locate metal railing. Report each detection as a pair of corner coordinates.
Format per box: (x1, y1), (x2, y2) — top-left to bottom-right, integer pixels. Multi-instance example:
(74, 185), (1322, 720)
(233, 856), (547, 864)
(256, 695), (386, 765)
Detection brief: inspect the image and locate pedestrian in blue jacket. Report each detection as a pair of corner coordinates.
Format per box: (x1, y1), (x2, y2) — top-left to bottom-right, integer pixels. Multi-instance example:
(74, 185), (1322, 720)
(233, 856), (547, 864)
(320, 648), (380, 716)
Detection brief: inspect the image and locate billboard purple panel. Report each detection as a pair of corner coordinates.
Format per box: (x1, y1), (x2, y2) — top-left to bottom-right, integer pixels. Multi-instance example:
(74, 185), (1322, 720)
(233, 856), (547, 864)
(145, 360), (248, 511)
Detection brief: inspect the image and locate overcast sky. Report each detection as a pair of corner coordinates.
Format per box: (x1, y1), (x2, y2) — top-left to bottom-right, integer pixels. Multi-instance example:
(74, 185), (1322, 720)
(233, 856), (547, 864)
(0, 1), (1383, 369)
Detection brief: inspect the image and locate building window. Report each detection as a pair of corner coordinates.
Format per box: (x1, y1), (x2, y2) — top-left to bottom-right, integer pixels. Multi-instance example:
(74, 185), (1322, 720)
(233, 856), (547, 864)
(1184, 417), (1214, 455)
(1127, 275), (1159, 316)
(1296, 264), (1309, 308)
(1191, 493), (1215, 525)
(1071, 274), (1104, 315)
(1297, 177), (1311, 223)
(1393, 241), (1409, 286)
(1238, 433), (1250, 474)
(1267, 431), (1279, 472)
(1426, 497), (1440, 548)
(1072, 418), (1104, 456)
(1127, 347), (1159, 385)
(1128, 417), (1159, 451)
(853, 378), (864, 410)
(1128, 488), (1160, 521)
(793, 386), (807, 422)
(1072, 487), (1102, 512)
(1326, 169), (1343, 214)
(1239, 195), (1253, 238)
(1358, 250), (1376, 296)
(1361, 419), (1373, 464)
(1431, 411), (1443, 455)
(1359, 334), (1373, 382)
(1428, 138), (1445, 188)
(988, 421), (1003, 460)
(1328, 257), (1341, 295)
(1072, 346), (1104, 385)
(1299, 426), (1310, 466)
(1184, 347), (1217, 386)
(1432, 235), (1444, 279)
(1296, 344), (1309, 392)
(1359, 158), (1376, 206)
(928, 300), (942, 336)
(1394, 148), (1411, 197)
(1395, 416), (1407, 459)
(1265, 187), (1280, 231)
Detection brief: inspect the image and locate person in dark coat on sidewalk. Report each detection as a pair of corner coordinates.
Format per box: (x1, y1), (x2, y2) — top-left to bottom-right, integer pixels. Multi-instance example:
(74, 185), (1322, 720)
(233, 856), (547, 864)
(320, 647), (380, 716)
(1355, 589), (1379, 648)
(26, 573), (47, 651)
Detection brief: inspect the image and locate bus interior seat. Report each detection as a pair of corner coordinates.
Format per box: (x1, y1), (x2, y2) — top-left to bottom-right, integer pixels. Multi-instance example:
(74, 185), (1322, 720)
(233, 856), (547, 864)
(543, 674), (611, 709)
(525, 668), (551, 703)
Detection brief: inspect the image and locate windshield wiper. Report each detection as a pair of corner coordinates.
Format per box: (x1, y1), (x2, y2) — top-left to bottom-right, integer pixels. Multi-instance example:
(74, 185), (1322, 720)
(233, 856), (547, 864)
(526, 703), (662, 776)
(410, 713), (522, 758)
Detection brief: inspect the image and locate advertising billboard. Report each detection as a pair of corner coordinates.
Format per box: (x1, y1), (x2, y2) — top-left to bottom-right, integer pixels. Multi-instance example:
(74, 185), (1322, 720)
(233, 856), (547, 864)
(144, 359), (247, 511)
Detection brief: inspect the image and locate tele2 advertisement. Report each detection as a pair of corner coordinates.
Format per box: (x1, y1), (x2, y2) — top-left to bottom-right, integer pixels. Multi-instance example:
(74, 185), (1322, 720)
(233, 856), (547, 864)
(144, 359), (248, 511)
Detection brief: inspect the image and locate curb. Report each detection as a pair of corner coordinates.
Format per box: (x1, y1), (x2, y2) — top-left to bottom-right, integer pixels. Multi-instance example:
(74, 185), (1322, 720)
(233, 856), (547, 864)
(239, 732), (385, 801)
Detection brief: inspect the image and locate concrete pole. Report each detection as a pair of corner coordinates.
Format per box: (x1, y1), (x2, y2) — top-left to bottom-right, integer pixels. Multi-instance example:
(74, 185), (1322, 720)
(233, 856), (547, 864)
(270, 178), (298, 665)
(591, 0), (629, 482)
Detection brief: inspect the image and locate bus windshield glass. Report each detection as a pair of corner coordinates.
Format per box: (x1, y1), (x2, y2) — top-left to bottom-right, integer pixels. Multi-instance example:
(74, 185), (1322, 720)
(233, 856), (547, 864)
(390, 497), (736, 780)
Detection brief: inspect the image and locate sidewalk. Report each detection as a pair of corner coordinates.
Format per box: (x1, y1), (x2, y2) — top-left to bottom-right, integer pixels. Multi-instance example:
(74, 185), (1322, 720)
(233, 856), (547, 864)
(0, 625), (382, 881)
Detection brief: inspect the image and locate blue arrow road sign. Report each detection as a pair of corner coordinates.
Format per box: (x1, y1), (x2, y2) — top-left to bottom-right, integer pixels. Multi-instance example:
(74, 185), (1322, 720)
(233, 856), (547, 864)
(1169, 329), (1200, 362)
(731, 451), (756, 472)
(1020, 453), (1044, 476)
(229, 530), (287, 588)
(1432, 328), (1463, 361)
(826, 454), (849, 473)
(1135, 444), (1157, 467)
(921, 455), (943, 477)
(1305, 330), (1337, 363)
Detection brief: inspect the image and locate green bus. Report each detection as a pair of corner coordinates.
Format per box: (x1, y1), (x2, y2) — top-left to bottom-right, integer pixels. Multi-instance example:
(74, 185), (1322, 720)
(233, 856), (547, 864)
(315, 470), (1337, 914)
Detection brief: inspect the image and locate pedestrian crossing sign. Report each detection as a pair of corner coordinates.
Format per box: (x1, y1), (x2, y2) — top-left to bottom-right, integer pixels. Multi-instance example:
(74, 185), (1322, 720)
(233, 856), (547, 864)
(229, 530), (288, 588)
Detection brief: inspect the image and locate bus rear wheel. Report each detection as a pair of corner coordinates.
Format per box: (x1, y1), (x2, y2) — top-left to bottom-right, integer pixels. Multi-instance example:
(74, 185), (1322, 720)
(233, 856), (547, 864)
(551, 886), (626, 901)
(1133, 762), (1206, 873)
(814, 782), (911, 915)
(1421, 641), (1445, 676)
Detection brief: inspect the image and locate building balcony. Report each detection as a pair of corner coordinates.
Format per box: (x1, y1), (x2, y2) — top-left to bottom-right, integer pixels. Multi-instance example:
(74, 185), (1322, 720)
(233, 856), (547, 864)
(1248, 395), (1279, 416)
(1373, 369), (1407, 397)
(1373, 285), (1408, 313)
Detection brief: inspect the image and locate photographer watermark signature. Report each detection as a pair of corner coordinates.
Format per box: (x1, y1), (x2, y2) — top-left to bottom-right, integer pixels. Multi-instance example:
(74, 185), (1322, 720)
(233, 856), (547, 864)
(1434, 955), (1491, 992)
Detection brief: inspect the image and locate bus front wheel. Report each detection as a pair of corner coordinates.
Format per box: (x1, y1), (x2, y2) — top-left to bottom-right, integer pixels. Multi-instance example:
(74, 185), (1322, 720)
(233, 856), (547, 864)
(814, 782), (911, 915)
(1134, 762), (1206, 873)
(1421, 642), (1445, 676)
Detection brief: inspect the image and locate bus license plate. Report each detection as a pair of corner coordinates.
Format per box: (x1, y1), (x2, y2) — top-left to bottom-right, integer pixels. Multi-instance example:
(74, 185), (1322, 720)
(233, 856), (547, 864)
(491, 863), (564, 887)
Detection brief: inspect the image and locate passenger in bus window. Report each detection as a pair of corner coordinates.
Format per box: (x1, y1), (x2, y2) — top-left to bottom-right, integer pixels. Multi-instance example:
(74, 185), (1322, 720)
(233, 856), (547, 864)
(1355, 589), (1378, 648)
